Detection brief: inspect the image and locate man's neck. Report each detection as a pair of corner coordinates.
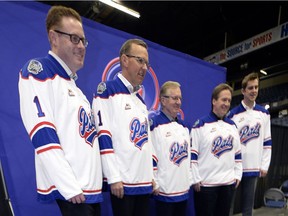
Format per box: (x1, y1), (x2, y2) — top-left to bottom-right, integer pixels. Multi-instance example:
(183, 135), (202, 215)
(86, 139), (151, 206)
(212, 111), (223, 120)
(162, 110), (177, 121)
(243, 99), (254, 109)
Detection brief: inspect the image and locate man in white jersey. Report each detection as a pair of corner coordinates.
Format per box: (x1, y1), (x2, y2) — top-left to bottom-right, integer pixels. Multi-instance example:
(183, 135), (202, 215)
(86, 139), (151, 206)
(228, 72), (272, 216)
(150, 81), (192, 216)
(18, 6), (103, 216)
(191, 83), (242, 216)
(92, 39), (154, 216)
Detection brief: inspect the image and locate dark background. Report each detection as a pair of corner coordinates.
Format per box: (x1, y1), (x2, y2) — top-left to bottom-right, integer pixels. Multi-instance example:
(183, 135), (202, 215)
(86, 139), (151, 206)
(41, 1), (288, 128)
(41, 1), (288, 83)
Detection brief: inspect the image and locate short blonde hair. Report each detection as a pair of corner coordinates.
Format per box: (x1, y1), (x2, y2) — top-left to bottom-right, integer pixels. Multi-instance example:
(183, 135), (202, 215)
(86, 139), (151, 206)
(160, 81), (181, 98)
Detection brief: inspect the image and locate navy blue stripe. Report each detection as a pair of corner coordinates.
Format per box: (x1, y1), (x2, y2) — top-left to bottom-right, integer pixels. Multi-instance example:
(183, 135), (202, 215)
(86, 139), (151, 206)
(32, 127), (60, 149)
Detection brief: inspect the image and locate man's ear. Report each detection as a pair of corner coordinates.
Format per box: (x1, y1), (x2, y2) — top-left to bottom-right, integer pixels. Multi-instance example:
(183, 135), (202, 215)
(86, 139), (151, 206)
(159, 96), (164, 104)
(212, 98), (216, 106)
(121, 54), (129, 68)
(48, 30), (57, 47)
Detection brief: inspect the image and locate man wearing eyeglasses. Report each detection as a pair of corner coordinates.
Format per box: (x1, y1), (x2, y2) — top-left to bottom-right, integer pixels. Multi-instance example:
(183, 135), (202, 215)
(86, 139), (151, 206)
(18, 5), (103, 216)
(149, 81), (192, 216)
(92, 39), (154, 216)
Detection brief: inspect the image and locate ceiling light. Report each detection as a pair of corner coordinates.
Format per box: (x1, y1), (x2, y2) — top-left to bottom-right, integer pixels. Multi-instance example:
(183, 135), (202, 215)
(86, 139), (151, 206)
(99, 0), (140, 18)
(260, 70), (267, 75)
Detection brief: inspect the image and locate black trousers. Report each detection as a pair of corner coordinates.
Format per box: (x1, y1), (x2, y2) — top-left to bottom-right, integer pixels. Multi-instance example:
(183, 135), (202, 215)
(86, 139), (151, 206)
(110, 193), (150, 216)
(155, 199), (187, 216)
(56, 199), (101, 216)
(194, 185), (234, 216)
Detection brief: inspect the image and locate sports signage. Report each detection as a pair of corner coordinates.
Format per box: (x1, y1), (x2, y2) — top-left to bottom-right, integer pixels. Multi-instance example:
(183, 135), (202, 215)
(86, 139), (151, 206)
(204, 21), (288, 64)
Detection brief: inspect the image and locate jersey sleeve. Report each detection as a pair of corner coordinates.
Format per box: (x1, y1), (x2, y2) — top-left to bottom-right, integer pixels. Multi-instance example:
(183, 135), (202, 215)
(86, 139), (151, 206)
(233, 126), (243, 181)
(92, 82), (122, 184)
(18, 60), (82, 199)
(188, 135), (193, 186)
(190, 121), (202, 185)
(149, 119), (160, 189)
(261, 112), (272, 171)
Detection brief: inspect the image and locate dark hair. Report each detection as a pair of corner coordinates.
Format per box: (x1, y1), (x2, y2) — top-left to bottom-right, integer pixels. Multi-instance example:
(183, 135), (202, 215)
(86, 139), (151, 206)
(46, 5), (82, 33)
(119, 39), (148, 57)
(242, 72), (259, 89)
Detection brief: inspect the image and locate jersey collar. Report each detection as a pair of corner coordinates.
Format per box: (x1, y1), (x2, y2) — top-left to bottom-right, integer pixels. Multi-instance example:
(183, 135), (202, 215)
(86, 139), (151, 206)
(241, 100), (255, 110)
(118, 73), (140, 93)
(48, 50), (78, 81)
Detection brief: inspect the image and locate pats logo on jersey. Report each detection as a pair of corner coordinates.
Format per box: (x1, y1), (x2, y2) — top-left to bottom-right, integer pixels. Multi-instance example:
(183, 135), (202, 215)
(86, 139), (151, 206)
(212, 135), (233, 158)
(129, 117), (148, 150)
(78, 106), (97, 147)
(239, 123), (261, 145)
(27, 60), (43, 74)
(169, 141), (188, 166)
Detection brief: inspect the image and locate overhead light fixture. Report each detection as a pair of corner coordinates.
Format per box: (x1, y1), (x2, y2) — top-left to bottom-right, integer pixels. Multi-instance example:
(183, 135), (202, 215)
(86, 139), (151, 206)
(260, 69), (267, 75)
(99, 0), (140, 18)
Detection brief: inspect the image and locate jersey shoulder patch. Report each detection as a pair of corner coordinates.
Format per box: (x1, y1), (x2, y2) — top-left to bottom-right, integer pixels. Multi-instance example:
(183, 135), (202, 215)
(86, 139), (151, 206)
(193, 119), (200, 128)
(27, 59), (43, 75)
(149, 118), (153, 127)
(97, 82), (106, 94)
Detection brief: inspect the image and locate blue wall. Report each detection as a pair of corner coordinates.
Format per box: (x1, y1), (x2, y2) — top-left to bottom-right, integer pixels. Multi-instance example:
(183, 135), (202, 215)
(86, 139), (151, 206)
(0, 2), (226, 215)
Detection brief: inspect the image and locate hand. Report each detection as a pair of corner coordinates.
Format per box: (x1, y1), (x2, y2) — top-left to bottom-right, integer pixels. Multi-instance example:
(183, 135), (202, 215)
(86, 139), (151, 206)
(152, 179), (160, 195)
(260, 170), (268, 177)
(193, 182), (202, 192)
(153, 188), (160, 195)
(68, 193), (85, 204)
(111, 182), (124, 199)
(235, 179), (241, 188)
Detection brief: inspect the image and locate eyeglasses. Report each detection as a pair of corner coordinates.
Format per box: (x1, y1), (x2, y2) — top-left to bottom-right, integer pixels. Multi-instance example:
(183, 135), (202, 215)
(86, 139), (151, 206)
(125, 54), (150, 68)
(54, 30), (88, 48)
(163, 95), (182, 101)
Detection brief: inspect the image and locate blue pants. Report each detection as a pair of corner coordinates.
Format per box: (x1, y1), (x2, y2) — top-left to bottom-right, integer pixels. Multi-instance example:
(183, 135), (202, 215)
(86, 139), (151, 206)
(240, 176), (258, 216)
(230, 176), (258, 216)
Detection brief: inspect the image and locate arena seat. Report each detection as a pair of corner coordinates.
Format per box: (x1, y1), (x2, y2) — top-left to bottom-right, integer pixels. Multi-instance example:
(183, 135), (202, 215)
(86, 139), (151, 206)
(264, 188), (286, 208)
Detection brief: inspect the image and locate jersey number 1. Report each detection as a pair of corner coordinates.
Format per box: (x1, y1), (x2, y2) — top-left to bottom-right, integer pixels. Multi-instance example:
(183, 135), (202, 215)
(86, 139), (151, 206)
(33, 96), (45, 117)
(97, 110), (103, 126)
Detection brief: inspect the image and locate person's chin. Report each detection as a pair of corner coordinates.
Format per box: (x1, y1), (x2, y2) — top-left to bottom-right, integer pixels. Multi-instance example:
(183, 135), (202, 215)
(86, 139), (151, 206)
(77, 61), (84, 68)
(137, 79), (144, 85)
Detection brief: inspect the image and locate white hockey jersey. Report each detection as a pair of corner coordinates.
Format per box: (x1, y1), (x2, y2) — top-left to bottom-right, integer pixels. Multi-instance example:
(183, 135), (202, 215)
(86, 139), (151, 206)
(150, 111), (192, 202)
(191, 112), (242, 186)
(227, 101), (272, 177)
(92, 74), (153, 195)
(18, 52), (103, 203)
